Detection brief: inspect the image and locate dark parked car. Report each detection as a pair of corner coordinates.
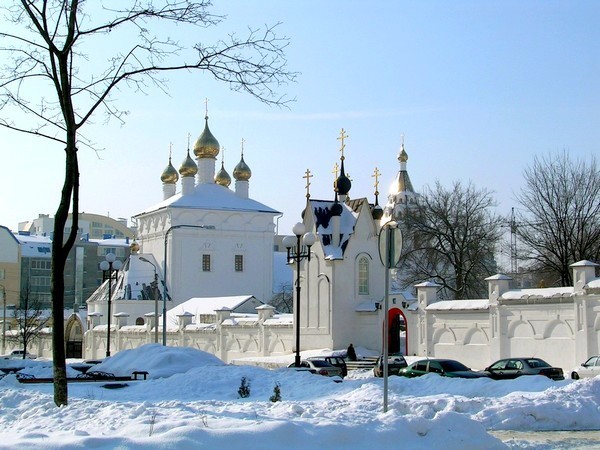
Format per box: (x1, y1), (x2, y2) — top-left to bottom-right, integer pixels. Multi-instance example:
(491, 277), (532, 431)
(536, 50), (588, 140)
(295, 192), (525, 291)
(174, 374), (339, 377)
(373, 354), (408, 377)
(307, 356), (347, 378)
(398, 358), (488, 379)
(483, 357), (564, 381)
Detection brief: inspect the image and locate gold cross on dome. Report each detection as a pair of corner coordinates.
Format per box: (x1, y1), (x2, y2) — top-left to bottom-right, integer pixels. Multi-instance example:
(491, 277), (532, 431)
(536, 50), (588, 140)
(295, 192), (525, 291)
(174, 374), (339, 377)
(240, 138), (245, 155)
(169, 142), (173, 159)
(332, 162), (339, 179)
(204, 98), (209, 117)
(337, 128), (348, 160)
(303, 168), (313, 199)
(187, 133), (191, 149)
(221, 146), (225, 163)
(372, 167), (381, 196)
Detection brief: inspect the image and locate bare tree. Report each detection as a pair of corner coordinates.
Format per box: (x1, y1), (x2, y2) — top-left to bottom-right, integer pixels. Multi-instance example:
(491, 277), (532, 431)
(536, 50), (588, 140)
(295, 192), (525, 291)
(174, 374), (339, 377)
(270, 281), (293, 313)
(397, 181), (502, 299)
(8, 287), (50, 359)
(0, 0), (295, 406)
(515, 151), (600, 286)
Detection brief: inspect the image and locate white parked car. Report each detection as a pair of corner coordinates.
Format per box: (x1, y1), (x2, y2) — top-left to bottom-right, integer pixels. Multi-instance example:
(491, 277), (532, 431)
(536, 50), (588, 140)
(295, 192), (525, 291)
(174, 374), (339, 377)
(3, 350), (37, 360)
(571, 356), (600, 379)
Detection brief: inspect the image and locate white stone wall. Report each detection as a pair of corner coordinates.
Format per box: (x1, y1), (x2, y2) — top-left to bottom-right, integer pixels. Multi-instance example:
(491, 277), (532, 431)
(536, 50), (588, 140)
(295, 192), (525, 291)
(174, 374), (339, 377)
(81, 319), (294, 363)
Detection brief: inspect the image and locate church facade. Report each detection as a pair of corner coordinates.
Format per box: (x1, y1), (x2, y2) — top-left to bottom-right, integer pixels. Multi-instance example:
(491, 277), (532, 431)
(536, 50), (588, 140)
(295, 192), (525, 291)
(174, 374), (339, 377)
(48, 125), (599, 375)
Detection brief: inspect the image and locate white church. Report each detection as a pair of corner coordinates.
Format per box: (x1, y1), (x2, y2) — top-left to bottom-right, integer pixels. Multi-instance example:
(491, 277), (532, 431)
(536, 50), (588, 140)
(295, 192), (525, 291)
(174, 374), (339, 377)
(49, 112), (600, 375)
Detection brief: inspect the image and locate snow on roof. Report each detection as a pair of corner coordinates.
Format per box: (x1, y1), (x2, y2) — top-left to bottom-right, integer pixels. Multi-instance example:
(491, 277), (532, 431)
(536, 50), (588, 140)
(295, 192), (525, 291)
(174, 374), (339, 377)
(92, 237), (131, 248)
(356, 301), (379, 312)
(587, 278), (600, 289)
(426, 299), (489, 311)
(134, 182), (280, 217)
(309, 199), (360, 259)
(166, 295), (260, 327)
(14, 233), (52, 258)
(118, 254), (163, 301)
(501, 286), (574, 300)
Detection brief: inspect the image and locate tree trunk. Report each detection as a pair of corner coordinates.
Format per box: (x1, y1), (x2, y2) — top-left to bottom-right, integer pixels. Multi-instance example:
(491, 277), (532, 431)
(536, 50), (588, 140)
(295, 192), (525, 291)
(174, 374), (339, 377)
(52, 129), (79, 406)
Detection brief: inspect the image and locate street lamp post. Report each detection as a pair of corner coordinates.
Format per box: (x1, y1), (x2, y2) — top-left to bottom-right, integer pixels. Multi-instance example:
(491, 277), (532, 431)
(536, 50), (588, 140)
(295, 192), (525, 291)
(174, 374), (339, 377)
(283, 222), (317, 368)
(99, 252), (122, 357)
(139, 256), (159, 344)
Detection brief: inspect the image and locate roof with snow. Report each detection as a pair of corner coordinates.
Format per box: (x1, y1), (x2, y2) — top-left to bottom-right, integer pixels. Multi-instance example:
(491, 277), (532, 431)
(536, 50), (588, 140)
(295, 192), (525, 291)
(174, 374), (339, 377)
(500, 286), (574, 300)
(309, 198), (362, 259)
(134, 183), (279, 217)
(14, 233), (52, 258)
(426, 299), (489, 311)
(166, 295), (264, 327)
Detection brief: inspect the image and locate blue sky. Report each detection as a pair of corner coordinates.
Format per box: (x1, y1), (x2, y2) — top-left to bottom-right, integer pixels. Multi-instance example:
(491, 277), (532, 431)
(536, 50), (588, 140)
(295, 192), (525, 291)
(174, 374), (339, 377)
(1, 1), (598, 255)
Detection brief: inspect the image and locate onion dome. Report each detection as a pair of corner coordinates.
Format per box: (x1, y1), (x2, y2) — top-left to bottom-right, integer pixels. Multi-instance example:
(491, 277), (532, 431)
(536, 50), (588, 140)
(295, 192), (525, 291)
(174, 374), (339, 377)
(179, 150), (198, 177)
(371, 204), (384, 220)
(398, 145), (408, 163)
(331, 202), (343, 216)
(335, 161), (351, 196)
(331, 193), (343, 216)
(129, 240), (140, 255)
(215, 161), (232, 187)
(233, 154), (252, 181)
(193, 116), (220, 159)
(161, 157), (179, 184)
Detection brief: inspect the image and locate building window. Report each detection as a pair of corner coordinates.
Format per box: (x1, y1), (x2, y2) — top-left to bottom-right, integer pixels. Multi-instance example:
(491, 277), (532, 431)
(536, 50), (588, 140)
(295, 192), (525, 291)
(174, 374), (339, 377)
(31, 276), (51, 287)
(31, 260), (52, 270)
(358, 257), (369, 295)
(202, 254), (211, 272)
(235, 255), (244, 272)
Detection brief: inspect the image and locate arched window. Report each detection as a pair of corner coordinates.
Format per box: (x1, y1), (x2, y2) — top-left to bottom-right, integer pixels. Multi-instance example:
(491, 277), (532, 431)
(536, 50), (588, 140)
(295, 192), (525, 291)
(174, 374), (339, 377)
(135, 317), (145, 326)
(358, 257), (369, 295)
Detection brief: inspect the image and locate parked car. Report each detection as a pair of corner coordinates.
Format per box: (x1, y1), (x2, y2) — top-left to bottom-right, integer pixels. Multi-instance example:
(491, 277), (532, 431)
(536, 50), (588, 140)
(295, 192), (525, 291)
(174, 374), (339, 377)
(373, 354), (408, 377)
(483, 357), (564, 381)
(571, 355), (600, 380)
(398, 358), (487, 379)
(3, 350), (37, 360)
(307, 356), (347, 378)
(287, 359), (344, 379)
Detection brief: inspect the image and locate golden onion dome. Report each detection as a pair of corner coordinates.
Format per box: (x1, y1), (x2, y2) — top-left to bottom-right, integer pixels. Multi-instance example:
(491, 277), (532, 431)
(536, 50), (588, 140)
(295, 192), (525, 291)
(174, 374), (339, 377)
(233, 154), (252, 181)
(215, 162), (232, 187)
(398, 144), (408, 163)
(129, 240), (140, 254)
(179, 150), (198, 177)
(161, 157), (179, 184)
(193, 116), (220, 159)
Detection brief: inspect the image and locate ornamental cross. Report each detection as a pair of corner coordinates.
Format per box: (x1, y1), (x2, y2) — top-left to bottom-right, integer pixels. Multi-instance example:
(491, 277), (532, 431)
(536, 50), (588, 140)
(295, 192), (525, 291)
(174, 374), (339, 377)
(240, 138), (245, 155)
(337, 128), (348, 160)
(169, 142), (173, 159)
(221, 146), (226, 163)
(187, 133), (191, 149)
(303, 168), (313, 198)
(332, 162), (339, 179)
(372, 167), (381, 196)
(204, 97), (209, 117)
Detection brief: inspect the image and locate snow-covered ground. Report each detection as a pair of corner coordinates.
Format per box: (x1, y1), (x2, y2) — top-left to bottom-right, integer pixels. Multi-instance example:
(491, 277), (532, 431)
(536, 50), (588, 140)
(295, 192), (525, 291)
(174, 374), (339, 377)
(0, 344), (599, 449)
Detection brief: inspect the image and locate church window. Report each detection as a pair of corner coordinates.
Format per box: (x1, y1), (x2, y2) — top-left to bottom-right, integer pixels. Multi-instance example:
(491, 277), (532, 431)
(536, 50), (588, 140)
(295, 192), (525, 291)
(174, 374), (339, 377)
(135, 317), (144, 326)
(235, 254), (244, 272)
(358, 257), (369, 295)
(202, 254), (211, 272)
